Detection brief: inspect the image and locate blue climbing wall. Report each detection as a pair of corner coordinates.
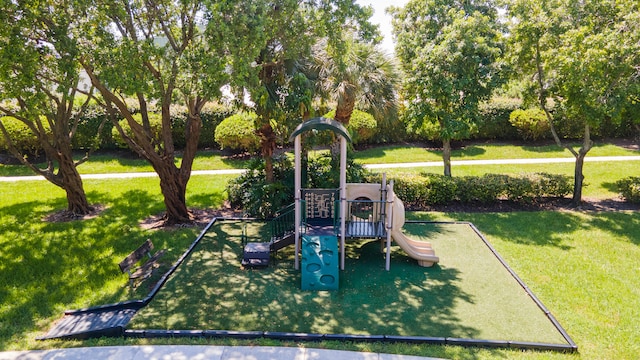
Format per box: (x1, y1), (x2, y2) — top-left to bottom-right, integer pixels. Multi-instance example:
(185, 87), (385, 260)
(301, 235), (339, 291)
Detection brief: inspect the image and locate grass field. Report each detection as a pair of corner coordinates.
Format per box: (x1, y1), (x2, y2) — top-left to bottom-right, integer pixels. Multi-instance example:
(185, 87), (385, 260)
(1, 142), (639, 359)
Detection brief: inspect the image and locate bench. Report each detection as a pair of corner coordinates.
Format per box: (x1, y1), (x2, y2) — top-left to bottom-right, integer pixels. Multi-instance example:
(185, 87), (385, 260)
(118, 239), (166, 288)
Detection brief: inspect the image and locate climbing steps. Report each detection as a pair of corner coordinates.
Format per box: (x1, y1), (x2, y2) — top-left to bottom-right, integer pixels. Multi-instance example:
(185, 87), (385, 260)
(241, 232), (295, 267)
(301, 235), (339, 291)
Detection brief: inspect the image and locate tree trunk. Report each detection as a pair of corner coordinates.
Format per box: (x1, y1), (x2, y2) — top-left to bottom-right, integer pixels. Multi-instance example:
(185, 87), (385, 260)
(571, 125), (593, 206)
(573, 153), (585, 206)
(155, 162), (192, 225)
(334, 95), (355, 126)
(331, 95), (356, 159)
(442, 138), (452, 177)
(58, 152), (92, 215)
(257, 120), (276, 183)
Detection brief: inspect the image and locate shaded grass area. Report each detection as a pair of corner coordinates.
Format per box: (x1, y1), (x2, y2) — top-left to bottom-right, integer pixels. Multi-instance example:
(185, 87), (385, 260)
(130, 221), (567, 345)
(0, 176), (231, 350)
(2, 173), (639, 359)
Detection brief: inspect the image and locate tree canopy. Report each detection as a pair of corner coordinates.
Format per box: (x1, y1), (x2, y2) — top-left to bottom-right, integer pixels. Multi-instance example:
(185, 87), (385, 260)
(0, 0), (98, 214)
(508, 0), (640, 203)
(391, 0), (506, 176)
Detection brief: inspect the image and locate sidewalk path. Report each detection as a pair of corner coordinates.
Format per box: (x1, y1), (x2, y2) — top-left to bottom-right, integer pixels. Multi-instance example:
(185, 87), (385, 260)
(0, 345), (444, 360)
(1, 156), (639, 182)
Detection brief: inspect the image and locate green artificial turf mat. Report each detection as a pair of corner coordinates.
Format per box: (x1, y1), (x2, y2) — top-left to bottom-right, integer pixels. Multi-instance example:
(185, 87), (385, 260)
(130, 220), (569, 345)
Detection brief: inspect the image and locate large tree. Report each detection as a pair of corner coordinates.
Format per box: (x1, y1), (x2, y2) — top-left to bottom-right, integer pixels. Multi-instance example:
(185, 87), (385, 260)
(75, 0), (264, 225)
(390, 0), (506, 176)
(508, 0), (640, 204)
(0, 1), (98, 215)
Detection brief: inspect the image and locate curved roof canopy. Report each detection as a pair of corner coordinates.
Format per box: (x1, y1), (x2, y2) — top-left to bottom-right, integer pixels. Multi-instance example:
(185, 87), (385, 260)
(289, 117), (352, 143)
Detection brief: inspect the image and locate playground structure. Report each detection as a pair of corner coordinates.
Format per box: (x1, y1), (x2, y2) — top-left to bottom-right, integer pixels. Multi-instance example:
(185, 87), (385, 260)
(243, 117), (438, 280)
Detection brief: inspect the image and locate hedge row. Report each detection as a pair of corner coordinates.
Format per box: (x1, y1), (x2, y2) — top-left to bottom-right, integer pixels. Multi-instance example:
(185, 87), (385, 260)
(616, 177), (640, 204)
(3, 97), (639, 155)
(378, 172), (573, 207)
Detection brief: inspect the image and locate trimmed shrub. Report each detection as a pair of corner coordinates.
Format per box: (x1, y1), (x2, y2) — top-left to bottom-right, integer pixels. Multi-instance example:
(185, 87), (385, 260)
(456, 174), (509, 204)
(509, 108), (551, 141)
(616, 177), (640, 203)
(111, 113), (163, 149)
(382, 172), (571, 207)
(0, 116), (50, 155)
(324, 109), (377, 144)
(171, 103), (234, 149)
(214, 111), (260, 153)
(474, 97), (521, 140)
(71, 105), (114, 150)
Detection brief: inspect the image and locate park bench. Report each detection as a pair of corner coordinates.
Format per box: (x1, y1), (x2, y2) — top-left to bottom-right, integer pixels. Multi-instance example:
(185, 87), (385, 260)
(118, 239), (166, 288)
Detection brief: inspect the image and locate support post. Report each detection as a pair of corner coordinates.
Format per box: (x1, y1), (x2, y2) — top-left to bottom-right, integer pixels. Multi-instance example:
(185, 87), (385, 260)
(294, 136), (301, 270)
(385, 180), (393, 271)
(340, 137), (347, 270)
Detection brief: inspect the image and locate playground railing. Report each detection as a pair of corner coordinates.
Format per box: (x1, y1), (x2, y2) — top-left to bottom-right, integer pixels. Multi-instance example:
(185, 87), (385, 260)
(270, 203), (296, 240)
(336, 199), (387, 238)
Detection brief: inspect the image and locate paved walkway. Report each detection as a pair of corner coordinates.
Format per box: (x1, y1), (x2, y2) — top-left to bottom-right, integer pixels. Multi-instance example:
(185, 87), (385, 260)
(0, 345), (443, 360)
(2, 156), (639, 182)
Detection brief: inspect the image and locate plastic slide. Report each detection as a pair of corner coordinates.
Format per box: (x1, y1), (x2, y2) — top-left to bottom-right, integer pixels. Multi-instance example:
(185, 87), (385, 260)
(388, 190), (439, 267)
(345, 183), (439, 267)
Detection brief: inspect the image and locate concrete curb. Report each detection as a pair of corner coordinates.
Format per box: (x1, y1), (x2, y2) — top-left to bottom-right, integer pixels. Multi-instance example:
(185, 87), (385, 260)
(0, 345), (444, 360)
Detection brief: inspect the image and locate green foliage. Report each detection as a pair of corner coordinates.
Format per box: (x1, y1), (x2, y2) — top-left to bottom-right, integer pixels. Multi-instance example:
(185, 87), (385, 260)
(0, 116), (49, 155)
(474, 97), (522, 140)
(324, 109), (377, 144)
(111, 113), (163, 149)
(616, 177), (640, 203)
(226, 155), (294, 218)
(214, 112), (260, 153)
(228, 153), (371, 217)
(71, 105), (115, 150)
(391, 0), (507, 143)
(307, 154), (371, 188)
(509, 108), (551, 141)
(171, 103), (234, 149)
(386, 172), (572, 207)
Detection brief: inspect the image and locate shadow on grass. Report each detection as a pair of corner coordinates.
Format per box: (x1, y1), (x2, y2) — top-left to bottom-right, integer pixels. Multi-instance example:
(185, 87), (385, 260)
(587, 212), (640, 246)
(450, 212), (583, 250)
(0, 189), (197, 348)
(426, 145), (487, 159)
(131, 221), (478, 339)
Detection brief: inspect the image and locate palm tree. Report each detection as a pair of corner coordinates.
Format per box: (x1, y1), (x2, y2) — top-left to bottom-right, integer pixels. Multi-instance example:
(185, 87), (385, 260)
(308, 38), (400, 132)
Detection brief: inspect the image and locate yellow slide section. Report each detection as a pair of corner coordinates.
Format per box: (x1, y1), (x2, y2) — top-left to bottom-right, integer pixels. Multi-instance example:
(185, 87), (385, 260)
(388, 190), (439, 267)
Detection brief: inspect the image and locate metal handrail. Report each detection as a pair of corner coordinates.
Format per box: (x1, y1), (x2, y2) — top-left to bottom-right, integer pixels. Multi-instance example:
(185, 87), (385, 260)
(270, 203), (296, 239)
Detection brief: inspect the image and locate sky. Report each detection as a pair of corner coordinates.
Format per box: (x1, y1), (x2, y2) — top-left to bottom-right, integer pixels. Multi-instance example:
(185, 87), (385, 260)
(356, 0), (410, 54)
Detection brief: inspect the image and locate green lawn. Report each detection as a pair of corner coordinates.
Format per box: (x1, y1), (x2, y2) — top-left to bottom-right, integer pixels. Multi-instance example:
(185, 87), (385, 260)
(1, 142), (637, 177)
(0, 149), (248, 177)
(353, 142), (638, 164)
